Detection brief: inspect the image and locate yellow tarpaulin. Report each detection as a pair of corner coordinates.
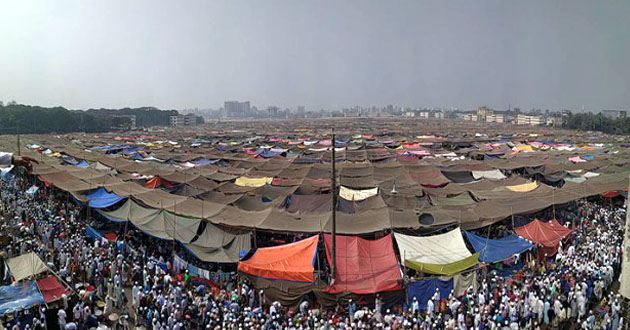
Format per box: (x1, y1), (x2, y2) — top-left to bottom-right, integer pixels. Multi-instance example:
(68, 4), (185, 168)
(234, 176), (273, 187)
(513, 145), (534, 152)
(339, 186), (378, 201)
(506, 181), (538, 192)
(404, 253), (480, 276)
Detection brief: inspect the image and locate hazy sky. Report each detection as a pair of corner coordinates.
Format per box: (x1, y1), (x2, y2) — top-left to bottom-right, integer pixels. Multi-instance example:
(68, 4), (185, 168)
(1, 0), (629, 111)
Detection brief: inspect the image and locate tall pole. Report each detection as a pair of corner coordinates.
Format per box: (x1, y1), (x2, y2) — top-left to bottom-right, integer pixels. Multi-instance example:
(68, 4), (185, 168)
(17, 133), (21, 156)
(331, 128), (337, 280)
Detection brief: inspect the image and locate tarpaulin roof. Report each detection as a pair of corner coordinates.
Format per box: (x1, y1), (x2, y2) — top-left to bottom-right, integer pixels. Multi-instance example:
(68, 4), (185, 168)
(97, 200), (201, 242)
(404, 254), (479, 276)
(407, 278), (453, 310)
(184, 224), (251, 263)
(323, 234), (402, 294)
(234, 176), (273, 187)
(0, 281), (45, 315)
(86, 187), (125, 208)
(505, 181), (538, 192)
(441, 170), (477, 183)
(471, 169), (506, 180)
(144, 176), (176, 189)
(514, 219), (573, 250)
(36, 276), (71, 303)
(75, 160), (89, 168)
(395, 229), (478, 275)
(338, 186), (378, 201)
(238, 235), (318, 282)
(394, 229), (472, 264)
(6, 253), (49, 282)
(464, 231), (533, 263)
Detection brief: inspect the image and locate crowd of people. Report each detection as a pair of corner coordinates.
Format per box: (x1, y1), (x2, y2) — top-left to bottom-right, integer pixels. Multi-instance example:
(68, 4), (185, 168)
(0, 159), (627, 329)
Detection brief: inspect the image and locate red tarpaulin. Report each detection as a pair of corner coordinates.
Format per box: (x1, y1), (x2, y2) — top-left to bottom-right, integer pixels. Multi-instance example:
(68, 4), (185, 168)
(37, 176), (54, 187)
(103, 232), (117, 242)
(238, 235), (318, 282)
(601, 191), (620, 198)
(514, 219), (573, 256)
(36, 276), (70, 303)
(144, 176), (175, 189)
(324, 234), (402, 294)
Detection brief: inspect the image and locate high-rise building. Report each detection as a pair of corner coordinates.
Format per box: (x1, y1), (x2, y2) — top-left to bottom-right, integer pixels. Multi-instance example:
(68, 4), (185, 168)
(224, 101), (251, 118)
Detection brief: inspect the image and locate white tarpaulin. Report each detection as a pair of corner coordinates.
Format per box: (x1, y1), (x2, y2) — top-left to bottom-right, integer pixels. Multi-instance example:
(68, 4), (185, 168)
(394, 228), (472, 264)
(472, 170), (506, 180)
(339, 186), (378, 201)
(6, 253), (49, 282)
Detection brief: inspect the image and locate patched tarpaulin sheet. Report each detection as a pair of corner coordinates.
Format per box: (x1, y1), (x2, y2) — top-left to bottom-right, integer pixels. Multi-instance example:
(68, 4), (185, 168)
(324, 234), (402, 294)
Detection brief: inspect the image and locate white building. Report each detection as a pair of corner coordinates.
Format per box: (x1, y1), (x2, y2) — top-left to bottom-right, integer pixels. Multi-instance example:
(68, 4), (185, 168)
(516, 114), (543, 126)
(170, 114), (198, 127)
(486, 114), (504, 123)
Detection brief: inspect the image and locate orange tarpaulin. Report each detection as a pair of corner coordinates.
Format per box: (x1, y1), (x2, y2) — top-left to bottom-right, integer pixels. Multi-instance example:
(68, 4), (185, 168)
(238, 235), (318, 282)
(144, 176), (175, 189)
(324, 234), (402, 294)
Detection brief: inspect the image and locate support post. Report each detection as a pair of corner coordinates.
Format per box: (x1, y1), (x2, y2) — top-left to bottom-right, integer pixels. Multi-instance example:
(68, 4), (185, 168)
(331, 128), (337, 280)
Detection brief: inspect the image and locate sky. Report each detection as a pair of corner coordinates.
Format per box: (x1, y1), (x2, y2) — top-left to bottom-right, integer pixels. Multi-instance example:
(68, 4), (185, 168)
(0, 0), (629, 111)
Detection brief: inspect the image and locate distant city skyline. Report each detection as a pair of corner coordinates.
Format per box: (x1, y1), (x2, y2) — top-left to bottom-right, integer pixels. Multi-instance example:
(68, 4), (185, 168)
(1, 0), (629, 112)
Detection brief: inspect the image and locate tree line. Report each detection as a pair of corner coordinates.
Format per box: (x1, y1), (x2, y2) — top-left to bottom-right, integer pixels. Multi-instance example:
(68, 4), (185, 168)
(562, 112), (630, 135)
(0, 103), (179, 134)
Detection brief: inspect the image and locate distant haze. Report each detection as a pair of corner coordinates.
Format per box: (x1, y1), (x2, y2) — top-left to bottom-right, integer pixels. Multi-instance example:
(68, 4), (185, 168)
(1, 0), (628, 111)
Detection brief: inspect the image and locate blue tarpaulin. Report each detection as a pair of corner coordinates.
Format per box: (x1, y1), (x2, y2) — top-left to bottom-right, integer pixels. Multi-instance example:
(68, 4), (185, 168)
(407, 278), (453, 310)
(465, 231), (533, 263)
(255, 148), (282, 158)
(0, 282), (45, 315)
(492, 262), (525, 277)
(75, 160), (89, 168)
(26, 186), (39, 196)
(130, 153), (144, 160)
(86, 187), (125, 208)
(86, 226), (104, 241)
(0, 167), (14, 181)
(192, 158), (220, 166)
(61, 155), (78, 165)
